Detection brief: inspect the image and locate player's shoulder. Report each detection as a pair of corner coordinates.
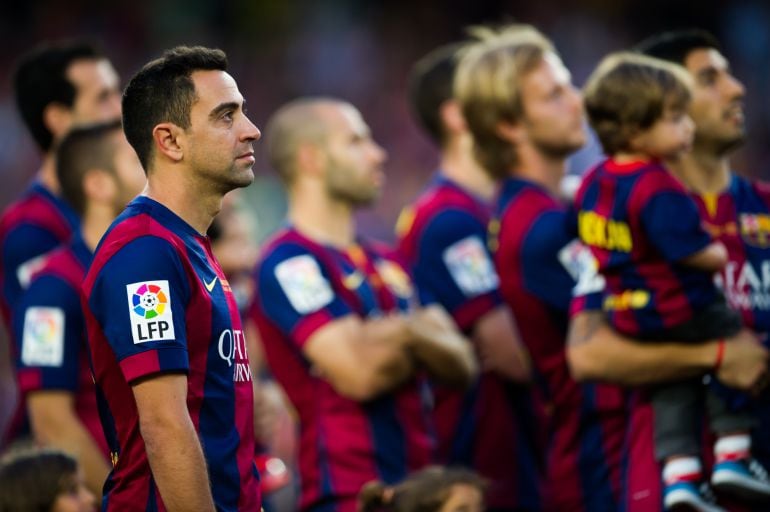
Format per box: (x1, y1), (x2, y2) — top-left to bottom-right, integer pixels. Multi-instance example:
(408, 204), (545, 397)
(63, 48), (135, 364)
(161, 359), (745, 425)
(498, 178), (565, 229)
(397, 177), (483, 239)
(0, 184), (66, 235)
(256, 227), (331, 280)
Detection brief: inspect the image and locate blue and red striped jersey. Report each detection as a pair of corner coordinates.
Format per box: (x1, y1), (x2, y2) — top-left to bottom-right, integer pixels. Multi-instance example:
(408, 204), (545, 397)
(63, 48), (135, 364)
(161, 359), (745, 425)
(494, 177), (626, 512)
(0, 181), (79, 444)
(12, 233), (107, 456)
(0, 182), (79, 326)
(575, 159), (717, 337)
(694, 174), (770, 335)
(249, 226), (433, 512)
(396, 173), (541, 511)
(83, 196), (259, 511)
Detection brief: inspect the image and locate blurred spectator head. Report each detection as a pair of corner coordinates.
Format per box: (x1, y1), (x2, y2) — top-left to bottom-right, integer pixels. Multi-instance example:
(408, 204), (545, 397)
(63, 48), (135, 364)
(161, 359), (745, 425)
(13, 40), (120, 153)
(0, 447), (95, 512)
(357, 466), (486, 512)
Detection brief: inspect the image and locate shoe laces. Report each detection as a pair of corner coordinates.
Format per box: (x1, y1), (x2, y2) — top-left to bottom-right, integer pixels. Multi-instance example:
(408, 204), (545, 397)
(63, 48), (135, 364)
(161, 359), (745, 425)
(748, 459), (770, 482)
(698, 481), (719, 504)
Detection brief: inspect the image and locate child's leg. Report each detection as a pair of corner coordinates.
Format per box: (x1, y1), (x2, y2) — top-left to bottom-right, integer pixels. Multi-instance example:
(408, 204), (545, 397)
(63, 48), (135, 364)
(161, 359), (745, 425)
(653, 380), (727, 511)
(653, 379), (701, 463)
(707, 387), (770, 501)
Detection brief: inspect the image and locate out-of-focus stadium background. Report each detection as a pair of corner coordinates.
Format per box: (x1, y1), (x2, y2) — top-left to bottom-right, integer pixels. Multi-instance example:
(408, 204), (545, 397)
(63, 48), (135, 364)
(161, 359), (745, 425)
(1, 0), (769, 242)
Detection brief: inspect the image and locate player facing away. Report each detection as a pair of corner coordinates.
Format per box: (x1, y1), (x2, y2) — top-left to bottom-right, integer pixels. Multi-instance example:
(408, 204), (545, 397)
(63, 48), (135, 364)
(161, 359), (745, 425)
(82, 47), (261, 511)
(576, 52), (770, 511)
(396, 42), (539, 511)
(454, 24), (627, 511)
(0, 40), (121, 444)
(13, 120), (145, 496)
(249, 98), (477, 512)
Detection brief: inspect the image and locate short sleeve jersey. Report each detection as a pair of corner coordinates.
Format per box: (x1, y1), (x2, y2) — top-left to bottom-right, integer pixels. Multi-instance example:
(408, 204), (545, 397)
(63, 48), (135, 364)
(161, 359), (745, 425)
(494, 177), (627, 512)
(0, 181), (79, 444)
(575, 159), (717, 336)
(13, 234), (107, 456)
(82, 196), (258, 511)
(396, 173), (541, 511)
(0, 182), (79, 325)
(249, 226), (433, 512)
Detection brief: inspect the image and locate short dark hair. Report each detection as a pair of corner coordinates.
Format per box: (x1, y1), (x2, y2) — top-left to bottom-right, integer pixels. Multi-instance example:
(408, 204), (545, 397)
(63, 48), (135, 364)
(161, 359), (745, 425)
(408, 43), (465, 146)
(584, 52), (692, 155)
(358, 466), (487, 512)
(635, 29), (721, 65)
(122, 46), (228, 171)
(13, 40), (104, 152)
(56, 119), (123, 216)
(0, 448), (79, 512)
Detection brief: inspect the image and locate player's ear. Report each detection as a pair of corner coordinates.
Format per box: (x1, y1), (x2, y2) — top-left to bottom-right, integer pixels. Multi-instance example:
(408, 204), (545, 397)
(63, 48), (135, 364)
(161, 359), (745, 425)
(496, 119), (525, 145)
(43, 102), (73, 144)
(439, 99), (467, 135)
(296, 142), (326, 179)
(152, 123), (184, 163)
(83, 168), (117, 205)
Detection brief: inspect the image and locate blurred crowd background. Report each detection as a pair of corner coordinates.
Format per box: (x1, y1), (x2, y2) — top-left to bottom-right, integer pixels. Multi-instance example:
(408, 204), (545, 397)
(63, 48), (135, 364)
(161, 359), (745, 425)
(1, 0), (769, 242)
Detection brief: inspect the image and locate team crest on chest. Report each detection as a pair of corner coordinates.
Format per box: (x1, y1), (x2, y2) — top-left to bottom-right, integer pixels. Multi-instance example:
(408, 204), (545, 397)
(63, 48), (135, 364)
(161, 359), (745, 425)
(739, 214), (770, 247)
(375, 260), (413, 299)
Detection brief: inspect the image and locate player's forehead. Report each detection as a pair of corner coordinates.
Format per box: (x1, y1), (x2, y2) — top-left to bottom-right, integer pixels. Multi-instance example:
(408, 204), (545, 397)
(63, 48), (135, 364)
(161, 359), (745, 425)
(522, 52), (571, 95)
(322, 102), (370, 139)
(684, 47), (729, 75)
(67, 58), (118, 94)
(190, 69), (243, 111)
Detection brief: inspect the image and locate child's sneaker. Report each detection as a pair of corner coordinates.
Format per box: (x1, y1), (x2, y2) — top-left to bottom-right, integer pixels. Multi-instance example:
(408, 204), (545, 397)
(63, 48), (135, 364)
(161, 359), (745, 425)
(664, 479), (726, 512)
(711, 458), (770, 502)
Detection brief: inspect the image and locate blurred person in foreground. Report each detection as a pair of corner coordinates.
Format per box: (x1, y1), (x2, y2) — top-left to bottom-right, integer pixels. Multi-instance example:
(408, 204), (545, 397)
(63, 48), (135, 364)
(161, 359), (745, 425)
(396, 41), (537, 511)
(358, 466), (486, 512)
(249, 97), (477, 511)
(13, 120), (145, 496)
(0, 447), (96, 512)
(82, 46), (261, 510)
(454, 23), (627, 511)
(0, 40), (121, 445)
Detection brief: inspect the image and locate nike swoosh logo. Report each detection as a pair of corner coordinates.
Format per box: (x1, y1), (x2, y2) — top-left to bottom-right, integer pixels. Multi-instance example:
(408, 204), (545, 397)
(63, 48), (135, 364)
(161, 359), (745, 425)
(205, 276), (218, 292)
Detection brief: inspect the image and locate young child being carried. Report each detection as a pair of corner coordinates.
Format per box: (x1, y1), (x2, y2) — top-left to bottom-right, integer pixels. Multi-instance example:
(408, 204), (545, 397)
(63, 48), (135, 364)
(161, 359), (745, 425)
(576, 52), (770, 512)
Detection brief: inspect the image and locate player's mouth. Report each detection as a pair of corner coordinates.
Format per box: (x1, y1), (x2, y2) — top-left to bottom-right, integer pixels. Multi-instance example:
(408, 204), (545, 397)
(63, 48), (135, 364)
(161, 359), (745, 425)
(236, 151), (255, 164)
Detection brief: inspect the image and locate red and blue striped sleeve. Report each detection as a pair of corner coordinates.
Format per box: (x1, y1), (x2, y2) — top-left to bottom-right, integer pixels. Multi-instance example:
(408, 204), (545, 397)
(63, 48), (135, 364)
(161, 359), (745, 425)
(255, 243), (353, 348)
(637, 173), (713, 262)
(88, 236), (191, 384)
(410, 208), (501, 331)
(14, 273), (83, 393)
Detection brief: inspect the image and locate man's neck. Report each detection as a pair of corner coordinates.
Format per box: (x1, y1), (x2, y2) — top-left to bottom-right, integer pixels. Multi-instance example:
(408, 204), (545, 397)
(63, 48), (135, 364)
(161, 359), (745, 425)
(440, 135), (496, 201)
(288, 183), (355, 248)
(145, 167), (222, 235)
(669, 146), (732, 195)
(510, 145), (567, 197)
(81, 205), (117, 252)
(37, 153), (59, 194)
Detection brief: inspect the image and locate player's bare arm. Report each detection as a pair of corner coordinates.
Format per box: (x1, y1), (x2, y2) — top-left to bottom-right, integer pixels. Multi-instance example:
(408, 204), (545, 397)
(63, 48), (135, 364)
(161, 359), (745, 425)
(472, 305), (531, 383)
(407, 304), (478, 388)
(27, 391), (110, 496)
(133, 373), (215, 512)
(303, 314), (415, 401)
(567, 309), (767, 389)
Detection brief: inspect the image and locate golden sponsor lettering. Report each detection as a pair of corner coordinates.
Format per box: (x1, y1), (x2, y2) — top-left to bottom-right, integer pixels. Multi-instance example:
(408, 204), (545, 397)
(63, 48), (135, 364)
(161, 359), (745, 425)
(603, 290), (650, 311)
(578, 211), (632, 252)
